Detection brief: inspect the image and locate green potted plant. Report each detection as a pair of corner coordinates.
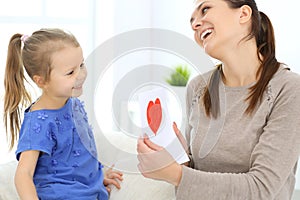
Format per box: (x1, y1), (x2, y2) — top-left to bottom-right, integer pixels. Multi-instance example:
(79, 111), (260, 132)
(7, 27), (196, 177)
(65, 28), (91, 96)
(166, 64), (191, 86)
(165, 64), (191, 132)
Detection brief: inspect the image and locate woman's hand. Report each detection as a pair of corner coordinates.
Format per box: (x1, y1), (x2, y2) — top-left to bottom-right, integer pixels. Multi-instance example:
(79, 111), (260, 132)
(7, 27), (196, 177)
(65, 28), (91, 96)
(173, 122), (188, 153)
(137, 136), (182, 186)
(173, 122), (190, 166)
(103, 167), (123, 193)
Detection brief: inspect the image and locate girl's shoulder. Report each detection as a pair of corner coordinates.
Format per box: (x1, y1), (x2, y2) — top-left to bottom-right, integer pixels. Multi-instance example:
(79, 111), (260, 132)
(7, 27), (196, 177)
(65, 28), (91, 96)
(25, 98), (74, 114)
(23, 98), (74, 126)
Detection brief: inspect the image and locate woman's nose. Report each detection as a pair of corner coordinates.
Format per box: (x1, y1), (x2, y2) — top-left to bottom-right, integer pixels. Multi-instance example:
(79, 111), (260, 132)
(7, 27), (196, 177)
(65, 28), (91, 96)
(191, 18), (202, 31)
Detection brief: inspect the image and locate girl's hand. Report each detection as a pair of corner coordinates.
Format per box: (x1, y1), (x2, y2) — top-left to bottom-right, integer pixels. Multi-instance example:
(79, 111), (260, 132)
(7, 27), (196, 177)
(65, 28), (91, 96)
(103, 167), (123, 193)
(137, 136), (182, 186)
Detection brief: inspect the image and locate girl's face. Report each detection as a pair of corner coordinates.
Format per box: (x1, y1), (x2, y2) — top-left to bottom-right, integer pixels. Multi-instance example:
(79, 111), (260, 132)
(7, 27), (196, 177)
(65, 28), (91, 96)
(44, 46), (87, 100)
(190, 0), (244, 59)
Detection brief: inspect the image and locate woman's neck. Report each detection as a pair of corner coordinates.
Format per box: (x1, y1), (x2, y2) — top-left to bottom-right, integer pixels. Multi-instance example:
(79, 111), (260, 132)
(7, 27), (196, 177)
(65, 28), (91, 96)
(220, 40), (261, 87)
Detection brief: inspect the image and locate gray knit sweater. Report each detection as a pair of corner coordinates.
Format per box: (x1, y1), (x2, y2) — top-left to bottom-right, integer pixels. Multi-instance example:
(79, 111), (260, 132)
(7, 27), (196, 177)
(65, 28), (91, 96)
(176, 65), (300, 200)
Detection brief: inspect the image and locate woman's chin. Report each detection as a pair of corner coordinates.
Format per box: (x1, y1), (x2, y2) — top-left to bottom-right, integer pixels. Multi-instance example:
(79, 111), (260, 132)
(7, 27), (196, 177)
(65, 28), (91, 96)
(203, 44), (219, 60)
(203, 46), (213, 57)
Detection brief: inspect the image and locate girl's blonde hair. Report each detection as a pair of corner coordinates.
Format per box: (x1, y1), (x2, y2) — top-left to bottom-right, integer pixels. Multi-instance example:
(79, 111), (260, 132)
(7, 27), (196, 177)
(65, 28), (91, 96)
(4, 28), (80, 150)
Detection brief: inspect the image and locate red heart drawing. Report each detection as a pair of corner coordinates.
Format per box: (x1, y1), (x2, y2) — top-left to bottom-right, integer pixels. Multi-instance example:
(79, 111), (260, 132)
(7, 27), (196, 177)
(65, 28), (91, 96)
(147, 98), (162, 135)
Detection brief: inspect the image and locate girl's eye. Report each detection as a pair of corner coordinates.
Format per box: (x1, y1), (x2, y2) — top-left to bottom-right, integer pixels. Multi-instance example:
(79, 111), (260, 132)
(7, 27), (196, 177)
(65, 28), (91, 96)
(67, 71), (74, 75)
(80, 63), (85, 68)
(202, 6), (210, 14)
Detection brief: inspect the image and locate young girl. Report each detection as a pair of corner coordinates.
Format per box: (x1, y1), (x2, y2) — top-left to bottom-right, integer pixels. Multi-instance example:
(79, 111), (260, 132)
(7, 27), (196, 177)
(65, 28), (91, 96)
(137, 0), (300, 199)
(4, 28), (122, 199)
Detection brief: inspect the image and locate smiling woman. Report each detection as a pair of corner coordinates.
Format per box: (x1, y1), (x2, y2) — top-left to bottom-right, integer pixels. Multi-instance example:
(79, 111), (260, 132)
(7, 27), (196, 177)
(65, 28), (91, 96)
(136, 0), (300, 199)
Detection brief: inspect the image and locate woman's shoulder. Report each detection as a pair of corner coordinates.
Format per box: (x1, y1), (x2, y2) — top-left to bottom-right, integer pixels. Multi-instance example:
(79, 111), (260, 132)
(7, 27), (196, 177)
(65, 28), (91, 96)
(269, 64), (300, 97)
(188, 68), (213, 89)
(185, 69), (214, 104)
(271, 64), (300, 87)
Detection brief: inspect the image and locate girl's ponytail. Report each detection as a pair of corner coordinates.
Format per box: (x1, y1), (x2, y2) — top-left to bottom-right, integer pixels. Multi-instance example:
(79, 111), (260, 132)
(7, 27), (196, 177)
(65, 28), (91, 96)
(4, 34), (31, 150)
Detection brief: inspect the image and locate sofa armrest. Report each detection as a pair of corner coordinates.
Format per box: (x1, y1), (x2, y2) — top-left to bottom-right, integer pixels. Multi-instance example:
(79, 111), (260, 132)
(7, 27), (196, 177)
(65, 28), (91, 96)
(0, 160), (19, 200)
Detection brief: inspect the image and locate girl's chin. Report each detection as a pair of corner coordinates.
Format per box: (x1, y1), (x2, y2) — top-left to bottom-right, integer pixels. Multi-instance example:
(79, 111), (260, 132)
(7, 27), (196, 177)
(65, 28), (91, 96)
(71, 89), (83, 97)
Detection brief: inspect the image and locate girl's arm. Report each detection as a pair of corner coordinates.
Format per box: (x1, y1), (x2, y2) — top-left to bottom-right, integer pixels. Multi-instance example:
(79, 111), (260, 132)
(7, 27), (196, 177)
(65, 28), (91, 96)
(15, 150), (40, 200)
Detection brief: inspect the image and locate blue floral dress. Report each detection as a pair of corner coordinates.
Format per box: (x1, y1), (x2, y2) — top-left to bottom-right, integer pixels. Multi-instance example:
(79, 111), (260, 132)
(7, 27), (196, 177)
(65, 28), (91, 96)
(16, 98), (108, 200)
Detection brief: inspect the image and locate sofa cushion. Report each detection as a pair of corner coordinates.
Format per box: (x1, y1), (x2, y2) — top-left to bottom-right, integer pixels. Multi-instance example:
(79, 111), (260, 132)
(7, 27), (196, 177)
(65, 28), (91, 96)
(109, 173), (175, 200)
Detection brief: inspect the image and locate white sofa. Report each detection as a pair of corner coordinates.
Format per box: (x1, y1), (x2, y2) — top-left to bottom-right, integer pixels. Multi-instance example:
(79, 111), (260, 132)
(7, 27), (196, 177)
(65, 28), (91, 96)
(0, 160), (18, 200)
(2, 160), (300, 200)
(0, 130), (176, 200)
(0, 159), (175, 200)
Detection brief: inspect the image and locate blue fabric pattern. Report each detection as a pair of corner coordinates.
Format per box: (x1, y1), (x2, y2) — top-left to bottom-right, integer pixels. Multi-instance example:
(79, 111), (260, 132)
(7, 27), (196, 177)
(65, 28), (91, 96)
(16, 98), (108, 200)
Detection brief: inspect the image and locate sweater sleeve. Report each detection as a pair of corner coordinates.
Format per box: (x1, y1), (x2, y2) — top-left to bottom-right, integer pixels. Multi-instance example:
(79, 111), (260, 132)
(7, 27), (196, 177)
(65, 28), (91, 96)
(177, 71), (300, 199)
(184, 75), (207, 168)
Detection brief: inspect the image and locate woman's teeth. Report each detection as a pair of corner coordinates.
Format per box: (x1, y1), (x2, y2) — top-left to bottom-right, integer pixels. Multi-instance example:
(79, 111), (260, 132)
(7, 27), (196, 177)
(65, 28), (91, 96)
(201, 29), (212, 41)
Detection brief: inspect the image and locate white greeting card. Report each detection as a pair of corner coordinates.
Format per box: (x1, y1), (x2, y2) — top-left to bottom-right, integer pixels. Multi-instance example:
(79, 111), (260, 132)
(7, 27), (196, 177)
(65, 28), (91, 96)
(138, 88), (189, 164)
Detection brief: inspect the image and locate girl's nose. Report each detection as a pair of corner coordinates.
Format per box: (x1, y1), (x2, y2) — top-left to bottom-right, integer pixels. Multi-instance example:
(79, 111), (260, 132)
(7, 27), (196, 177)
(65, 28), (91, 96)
(76, 67), (87, 81)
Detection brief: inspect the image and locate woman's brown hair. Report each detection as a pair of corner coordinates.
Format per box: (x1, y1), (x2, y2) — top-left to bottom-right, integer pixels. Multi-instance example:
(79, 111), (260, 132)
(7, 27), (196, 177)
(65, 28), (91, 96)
(4, 28), (80, 150)
(203, 0), (280, 118)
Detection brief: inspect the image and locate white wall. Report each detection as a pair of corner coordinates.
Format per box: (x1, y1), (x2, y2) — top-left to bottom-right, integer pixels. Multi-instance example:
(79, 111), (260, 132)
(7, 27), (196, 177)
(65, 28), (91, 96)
(94, 0), (300, 72)
(256, 0), (300, 73)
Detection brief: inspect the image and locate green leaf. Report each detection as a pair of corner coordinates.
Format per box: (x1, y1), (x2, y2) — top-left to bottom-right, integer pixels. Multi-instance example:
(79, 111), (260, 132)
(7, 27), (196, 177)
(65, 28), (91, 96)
(166, 64), (191, 86)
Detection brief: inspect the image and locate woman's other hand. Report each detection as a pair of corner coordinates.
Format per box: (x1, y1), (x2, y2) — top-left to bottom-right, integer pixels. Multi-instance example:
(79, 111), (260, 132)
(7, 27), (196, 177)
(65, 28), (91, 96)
(137, 136), (182, 186)
(173, 122), (190, 166)
(173, 122), (188, 153)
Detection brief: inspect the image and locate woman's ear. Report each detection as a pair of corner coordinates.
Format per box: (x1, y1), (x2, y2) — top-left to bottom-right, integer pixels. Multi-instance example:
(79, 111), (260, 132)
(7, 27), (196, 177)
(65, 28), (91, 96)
(33, 75), (46, 88)
(239, 5), (252, 24)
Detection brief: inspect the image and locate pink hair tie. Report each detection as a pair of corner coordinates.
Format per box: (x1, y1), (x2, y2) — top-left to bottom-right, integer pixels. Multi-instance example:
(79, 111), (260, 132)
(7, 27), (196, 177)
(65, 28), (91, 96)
(20, 34), (29, 43)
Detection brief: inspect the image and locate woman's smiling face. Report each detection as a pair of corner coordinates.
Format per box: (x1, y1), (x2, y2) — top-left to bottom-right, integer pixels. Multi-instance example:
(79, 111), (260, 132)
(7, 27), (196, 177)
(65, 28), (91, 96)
(190, 0), (245, 59)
